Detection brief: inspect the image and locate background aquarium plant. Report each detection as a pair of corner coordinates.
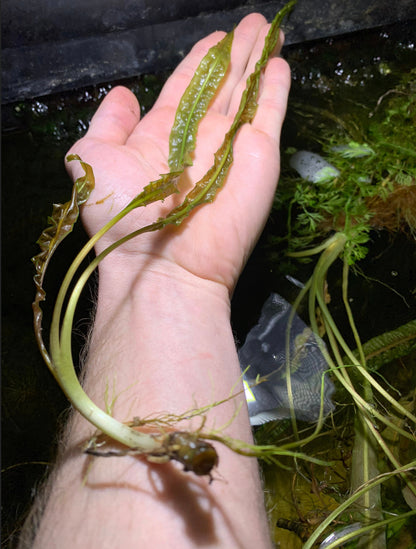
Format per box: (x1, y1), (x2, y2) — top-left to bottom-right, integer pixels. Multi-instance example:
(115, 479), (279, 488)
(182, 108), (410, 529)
(2, 12), (416, 549)
(245, 24), (416, 549)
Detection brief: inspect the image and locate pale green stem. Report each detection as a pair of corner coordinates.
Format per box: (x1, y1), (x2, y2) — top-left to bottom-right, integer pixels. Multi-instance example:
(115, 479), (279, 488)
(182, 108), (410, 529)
(285, 279), (312, 439)
(341, 259), (384, 549)
(48, 202), (165, 452)
(364, 414), (416, 500)
(287, 232), (342, 258)
(49, 349), (159, 451)
(342, 258), (366, 365)
(312, 251), (416, 425)
(50, 203), (138, 365)
(203, 432), (331, 466)
(351, 417), (385, 549)
(51, 131), (234, 451)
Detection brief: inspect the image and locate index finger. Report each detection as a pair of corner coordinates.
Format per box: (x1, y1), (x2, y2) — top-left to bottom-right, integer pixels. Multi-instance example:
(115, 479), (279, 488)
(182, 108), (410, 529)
(85, 86), (141, 145)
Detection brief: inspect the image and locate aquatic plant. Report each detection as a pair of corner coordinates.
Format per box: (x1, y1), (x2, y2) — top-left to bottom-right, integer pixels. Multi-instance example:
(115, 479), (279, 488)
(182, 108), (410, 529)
(32, 1), (325, 484)
(266, 70), (416, 547)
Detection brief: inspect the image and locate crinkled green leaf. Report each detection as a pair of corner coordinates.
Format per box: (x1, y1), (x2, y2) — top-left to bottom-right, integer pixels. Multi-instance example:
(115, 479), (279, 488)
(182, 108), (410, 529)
(128, 31), (234, 211)
(163, 127), (235, 222)
(360, 319), (416, 371)
(168, 30), (234, 170)
(32, 154), (94, 368)
(129, 170), (184, 209)
(230, 0), (297, 130)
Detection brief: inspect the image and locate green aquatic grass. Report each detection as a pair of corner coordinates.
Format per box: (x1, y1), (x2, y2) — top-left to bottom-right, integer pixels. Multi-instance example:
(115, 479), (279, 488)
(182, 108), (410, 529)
(264, 70), (416, 548)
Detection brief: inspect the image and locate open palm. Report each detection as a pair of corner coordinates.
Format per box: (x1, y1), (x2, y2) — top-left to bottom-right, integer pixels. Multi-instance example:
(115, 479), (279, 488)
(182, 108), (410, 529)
(67, 14), (290, 293)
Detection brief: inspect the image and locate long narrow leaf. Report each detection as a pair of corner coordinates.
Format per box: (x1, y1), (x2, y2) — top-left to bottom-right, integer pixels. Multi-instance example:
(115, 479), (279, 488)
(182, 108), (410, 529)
(230, 0), (297, 130)
(128, 31), (234, 210)
(360, 319), (416, 370)
(169, 30), (234, 170)
(32, 154), (94, 370)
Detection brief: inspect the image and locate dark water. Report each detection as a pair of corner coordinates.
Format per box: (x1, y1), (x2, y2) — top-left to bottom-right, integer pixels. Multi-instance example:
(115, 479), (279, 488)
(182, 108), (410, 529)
(2, 21), (416, 547)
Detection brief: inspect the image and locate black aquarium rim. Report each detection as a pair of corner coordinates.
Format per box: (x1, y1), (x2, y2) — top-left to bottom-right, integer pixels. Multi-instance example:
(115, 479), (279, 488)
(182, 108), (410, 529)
(2, 0), (416, 104)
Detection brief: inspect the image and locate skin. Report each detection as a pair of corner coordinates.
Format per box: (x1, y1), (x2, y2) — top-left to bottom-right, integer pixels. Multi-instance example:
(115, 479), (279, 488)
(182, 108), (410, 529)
(30, 13), (290, 549)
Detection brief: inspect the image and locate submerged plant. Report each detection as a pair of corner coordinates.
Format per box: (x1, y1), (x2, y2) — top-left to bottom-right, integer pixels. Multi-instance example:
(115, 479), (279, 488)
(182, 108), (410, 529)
(276, 70), (416, 257)
(266, 71), (416, 547)
(31, 1), (326, 483)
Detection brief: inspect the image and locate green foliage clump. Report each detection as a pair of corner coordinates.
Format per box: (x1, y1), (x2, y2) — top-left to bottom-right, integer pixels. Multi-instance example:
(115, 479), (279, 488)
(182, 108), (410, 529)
(261, 68), (416, 548)
(273, 69), (416, 266)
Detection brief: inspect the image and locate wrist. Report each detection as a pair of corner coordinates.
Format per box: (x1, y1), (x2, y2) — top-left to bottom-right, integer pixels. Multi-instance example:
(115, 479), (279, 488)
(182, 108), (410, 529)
(82, 254), (245, 429)
(95, 251), (231, 321)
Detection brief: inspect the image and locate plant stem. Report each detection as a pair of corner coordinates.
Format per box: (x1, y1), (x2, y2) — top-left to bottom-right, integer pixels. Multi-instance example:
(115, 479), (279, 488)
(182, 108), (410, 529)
(288, 232), (342, 258)
(48, 204), (164, 452)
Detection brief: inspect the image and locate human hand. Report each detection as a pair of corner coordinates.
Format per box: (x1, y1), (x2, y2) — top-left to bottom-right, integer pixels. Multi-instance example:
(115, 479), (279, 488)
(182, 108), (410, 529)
(67, 13), (290, 294)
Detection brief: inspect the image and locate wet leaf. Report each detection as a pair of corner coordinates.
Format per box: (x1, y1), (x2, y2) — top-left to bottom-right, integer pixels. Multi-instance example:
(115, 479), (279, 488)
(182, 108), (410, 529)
(32, 154), (94, 368)
(128, 31), (234, 211)
(360, 320), (416, 371)
(230, 0), (297, 130)
(168, 30), (234, 170)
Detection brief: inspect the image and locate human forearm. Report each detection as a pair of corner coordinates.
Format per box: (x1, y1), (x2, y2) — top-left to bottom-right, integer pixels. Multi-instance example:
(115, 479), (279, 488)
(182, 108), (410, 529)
(32, 258), (272, 549)
(85, 257), (242, 421)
